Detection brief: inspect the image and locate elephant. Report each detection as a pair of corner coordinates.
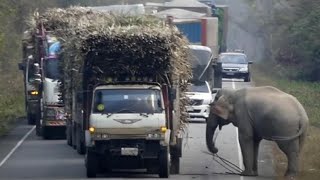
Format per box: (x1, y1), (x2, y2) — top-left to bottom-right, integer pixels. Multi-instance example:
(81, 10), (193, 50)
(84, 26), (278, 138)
(206, 86), (309, 178)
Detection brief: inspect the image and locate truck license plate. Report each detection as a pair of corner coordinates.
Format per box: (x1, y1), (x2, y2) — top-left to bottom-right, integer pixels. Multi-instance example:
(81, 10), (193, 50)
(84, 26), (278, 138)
(121, 148), (138, 156)
(187, 107), (194, 111)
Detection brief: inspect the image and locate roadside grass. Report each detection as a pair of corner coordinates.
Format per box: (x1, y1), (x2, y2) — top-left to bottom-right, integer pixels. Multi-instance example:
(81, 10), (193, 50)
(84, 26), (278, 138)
(0, 73), (25, 136)
(251, 63), (320, 179)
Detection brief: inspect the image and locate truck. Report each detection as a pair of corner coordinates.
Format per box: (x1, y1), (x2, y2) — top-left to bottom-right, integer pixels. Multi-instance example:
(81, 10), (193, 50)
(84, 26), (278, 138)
(18, 22), (66, 139)
(18, 31), (41, 125)
(38, 7), (191, 178)
(150, 0), (229, 54)
(151, 1), (225, 89)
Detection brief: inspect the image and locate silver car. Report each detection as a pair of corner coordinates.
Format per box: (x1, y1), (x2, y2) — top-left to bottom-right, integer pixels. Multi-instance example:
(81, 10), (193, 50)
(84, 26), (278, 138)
(218, 52), (253, 82)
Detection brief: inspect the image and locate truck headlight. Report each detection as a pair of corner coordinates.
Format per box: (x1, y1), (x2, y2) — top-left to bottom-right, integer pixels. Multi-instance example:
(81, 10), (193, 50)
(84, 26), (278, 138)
(29, 90), (39, 95)
(239, 67), (248, 72)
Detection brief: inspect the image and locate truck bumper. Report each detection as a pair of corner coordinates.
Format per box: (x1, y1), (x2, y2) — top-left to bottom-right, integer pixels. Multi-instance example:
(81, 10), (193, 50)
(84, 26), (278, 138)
(88, 139), (167, 170)
(222, 71), (249, 79)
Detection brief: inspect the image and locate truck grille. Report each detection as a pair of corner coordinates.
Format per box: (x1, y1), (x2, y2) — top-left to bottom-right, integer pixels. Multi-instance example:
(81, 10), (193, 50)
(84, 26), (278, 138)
(223, 68), (239, 72)
(190, 99), (203, 106)
(187, 109), (201, 113)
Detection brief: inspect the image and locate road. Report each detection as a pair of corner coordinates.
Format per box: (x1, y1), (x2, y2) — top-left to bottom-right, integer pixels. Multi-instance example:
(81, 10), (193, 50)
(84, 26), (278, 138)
(0, 79), (274, 179)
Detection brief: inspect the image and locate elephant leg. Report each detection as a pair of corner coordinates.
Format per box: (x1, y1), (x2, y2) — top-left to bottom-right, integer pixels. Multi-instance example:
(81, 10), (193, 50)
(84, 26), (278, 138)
(299, 131), (307, 154)
(239, 134), (257, 176)
(253, 138), (261, 174)
(276, 139), (300, 177)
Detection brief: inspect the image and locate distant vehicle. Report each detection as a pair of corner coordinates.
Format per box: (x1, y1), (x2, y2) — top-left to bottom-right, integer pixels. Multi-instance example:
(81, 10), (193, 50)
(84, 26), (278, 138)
(186, 81), (213, 122)
(218, 51), (253, 82)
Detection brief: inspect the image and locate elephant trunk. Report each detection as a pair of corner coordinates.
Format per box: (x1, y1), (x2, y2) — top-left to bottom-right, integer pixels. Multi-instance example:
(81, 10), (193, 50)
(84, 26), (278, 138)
(206, 116), (219, 154)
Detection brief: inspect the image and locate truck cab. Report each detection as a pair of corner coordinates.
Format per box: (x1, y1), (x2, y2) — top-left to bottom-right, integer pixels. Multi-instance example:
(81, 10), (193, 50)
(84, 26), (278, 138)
(85, 81), (175, 178)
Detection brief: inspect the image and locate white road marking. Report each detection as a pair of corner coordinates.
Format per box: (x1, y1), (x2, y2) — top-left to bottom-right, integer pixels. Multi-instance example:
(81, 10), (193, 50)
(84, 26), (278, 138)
(232, 79), (244, 180)
(0, 125), (35, 167)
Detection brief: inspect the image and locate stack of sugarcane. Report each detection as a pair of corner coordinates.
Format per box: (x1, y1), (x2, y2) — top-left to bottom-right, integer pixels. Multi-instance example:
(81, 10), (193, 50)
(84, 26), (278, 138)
(27, 6), (192, 130)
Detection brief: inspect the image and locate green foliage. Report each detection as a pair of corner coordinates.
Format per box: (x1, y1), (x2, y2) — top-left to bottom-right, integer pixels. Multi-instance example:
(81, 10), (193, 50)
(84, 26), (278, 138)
(268, 0), (320, 81)
(0, 0), (70, 135)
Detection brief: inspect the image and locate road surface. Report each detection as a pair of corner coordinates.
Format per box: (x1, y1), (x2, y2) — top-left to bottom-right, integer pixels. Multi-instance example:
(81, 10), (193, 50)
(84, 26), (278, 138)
(0, 79), (274, 179)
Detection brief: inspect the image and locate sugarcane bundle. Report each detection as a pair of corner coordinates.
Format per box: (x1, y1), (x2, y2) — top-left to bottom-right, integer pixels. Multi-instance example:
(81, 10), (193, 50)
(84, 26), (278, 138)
(28, 6), (192, 129)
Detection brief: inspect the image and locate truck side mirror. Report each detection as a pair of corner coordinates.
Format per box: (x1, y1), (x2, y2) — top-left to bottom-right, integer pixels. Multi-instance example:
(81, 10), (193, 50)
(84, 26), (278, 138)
(18, 63), (25, 71)
(170, 89), (177, 100)
(211, 88), (220, 94)
(77, 92), (83, 102)
(33, 63), (40, 74)
(32, 73), (42, 84)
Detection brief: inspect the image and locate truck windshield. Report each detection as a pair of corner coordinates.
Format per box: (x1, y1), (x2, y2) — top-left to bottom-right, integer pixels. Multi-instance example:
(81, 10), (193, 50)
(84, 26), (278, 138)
(189, 48), (212, 82)
(219, 54), (247, 64)
(189, 49), (212, 68)
(44, 59), (60, 79)
(188, 83), (209, 93)
(93, 89), (163, 114)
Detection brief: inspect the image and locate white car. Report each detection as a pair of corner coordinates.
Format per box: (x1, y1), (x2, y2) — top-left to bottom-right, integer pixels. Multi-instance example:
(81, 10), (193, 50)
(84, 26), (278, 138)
(186, 81), (214, 122)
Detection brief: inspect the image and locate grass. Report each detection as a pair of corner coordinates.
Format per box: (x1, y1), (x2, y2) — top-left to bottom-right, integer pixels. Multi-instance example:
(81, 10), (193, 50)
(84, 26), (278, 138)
(0, 73), (25, 136)
(252, 63), (320, 179)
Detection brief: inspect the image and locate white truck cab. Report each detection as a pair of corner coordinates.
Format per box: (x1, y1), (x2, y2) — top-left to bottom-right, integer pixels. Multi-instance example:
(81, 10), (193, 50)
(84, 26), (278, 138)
(87, 84), (170, 143)
(85, 82), (174, 178)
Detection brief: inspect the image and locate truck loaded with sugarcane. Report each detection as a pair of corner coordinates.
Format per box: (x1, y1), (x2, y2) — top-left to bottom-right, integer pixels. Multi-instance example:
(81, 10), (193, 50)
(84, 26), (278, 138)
(18, 18), (66, 139)
(29, 7), (191, 178)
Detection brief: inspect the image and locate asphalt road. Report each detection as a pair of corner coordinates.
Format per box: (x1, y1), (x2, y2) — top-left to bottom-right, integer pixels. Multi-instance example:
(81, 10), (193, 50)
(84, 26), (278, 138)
(0, 79), (274, 179)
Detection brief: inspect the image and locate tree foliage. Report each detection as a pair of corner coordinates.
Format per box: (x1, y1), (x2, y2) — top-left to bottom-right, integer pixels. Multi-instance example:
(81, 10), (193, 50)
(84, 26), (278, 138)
(257, 0), (320, 81)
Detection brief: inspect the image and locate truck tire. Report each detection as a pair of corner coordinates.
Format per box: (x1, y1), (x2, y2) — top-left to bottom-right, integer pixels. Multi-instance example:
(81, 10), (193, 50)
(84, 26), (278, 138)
(42, 127), (51, 140)
(72, 123), (77, 149)
(66, 123), (72, 146)
(27, 113), (36, 125)
(86, 150), (97, 178)
(36, 118), (42, 137)
(159, 146), (170, 178)
(170, 156), (180, 174)
(244, 74), (251, 82)
(76, 128), (86, 154)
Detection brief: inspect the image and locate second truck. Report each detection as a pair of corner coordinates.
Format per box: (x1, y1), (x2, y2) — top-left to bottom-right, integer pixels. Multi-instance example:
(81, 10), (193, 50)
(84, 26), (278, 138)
(19, 21), (66, 139)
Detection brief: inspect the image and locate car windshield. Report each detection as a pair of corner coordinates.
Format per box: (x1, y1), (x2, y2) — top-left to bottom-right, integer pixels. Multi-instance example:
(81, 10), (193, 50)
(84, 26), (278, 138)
(188, 83), (209, 93)
(93, 89), (163, 114)
(219, 54), (247, 64)
(44, 58), (60, 79)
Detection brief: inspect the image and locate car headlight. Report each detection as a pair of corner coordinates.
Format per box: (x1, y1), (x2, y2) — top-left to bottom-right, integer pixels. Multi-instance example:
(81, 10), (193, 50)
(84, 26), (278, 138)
(239, 67), (248, 72)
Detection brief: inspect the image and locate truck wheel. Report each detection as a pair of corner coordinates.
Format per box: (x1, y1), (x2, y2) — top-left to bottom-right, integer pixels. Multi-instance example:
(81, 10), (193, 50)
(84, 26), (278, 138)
(159, 146), (170, 178)
(72, 123), (77, 149)
(244, 74), (251, 82)
(76, 129), (86, 154)
(170, 156), (180, 174)
(42, 127), (51, 140)
(36, 119), (42, 137)
(66, 124), (72, 146)
(86, 150), (97, 178)
(27, 113), (36, 125)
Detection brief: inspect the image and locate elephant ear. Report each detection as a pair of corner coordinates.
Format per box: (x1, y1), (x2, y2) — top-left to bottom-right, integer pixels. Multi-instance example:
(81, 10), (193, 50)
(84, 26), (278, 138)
(212, 95), (230, 120)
